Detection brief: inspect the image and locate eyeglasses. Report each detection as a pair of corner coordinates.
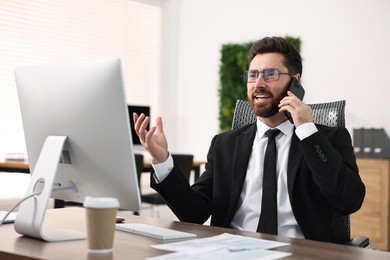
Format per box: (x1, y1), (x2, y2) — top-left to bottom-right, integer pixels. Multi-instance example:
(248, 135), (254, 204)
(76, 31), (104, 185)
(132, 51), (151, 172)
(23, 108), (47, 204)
(243, 68), (292, 83)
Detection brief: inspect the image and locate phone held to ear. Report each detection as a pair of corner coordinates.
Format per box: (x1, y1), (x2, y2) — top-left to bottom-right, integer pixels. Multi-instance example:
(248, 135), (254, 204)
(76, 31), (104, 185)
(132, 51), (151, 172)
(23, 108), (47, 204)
(284, 77), (305, 124)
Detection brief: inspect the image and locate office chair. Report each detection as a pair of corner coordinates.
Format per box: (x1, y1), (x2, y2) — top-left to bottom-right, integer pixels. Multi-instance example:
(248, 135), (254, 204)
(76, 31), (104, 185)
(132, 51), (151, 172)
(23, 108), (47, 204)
(136, 154), (194, 218)
(232, 100), (346, 130)
(232, 99), (370, 248)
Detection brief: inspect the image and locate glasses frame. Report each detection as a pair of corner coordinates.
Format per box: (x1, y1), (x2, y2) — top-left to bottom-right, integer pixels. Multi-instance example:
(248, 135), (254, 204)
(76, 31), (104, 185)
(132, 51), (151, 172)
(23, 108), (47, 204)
(243, 68), (292, 83)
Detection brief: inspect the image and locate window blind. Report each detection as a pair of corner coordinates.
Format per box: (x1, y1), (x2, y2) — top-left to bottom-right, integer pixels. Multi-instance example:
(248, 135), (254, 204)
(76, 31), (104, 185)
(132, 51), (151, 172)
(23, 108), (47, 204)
(0, 0), (162, 157)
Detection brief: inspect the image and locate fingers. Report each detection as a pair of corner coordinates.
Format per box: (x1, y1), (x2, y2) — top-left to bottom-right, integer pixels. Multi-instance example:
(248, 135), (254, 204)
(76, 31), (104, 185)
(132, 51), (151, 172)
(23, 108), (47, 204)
(133, 113), (165, 144)
(279, 91), (297, 112)
(133, 113), (150, 144)
(154, 116), (163, 133)
(133, 113), (169, 163)
(279, 92), (312, 126)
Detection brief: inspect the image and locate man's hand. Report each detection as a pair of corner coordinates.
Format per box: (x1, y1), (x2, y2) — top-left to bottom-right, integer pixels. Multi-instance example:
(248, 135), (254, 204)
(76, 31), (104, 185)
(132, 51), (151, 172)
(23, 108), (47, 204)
(279, 91), (313, 127)
(133, 113), (169, 164)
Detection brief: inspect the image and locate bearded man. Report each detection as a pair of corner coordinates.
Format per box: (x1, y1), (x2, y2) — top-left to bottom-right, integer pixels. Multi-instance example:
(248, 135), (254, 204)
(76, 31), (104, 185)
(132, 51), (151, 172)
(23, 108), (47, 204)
(133, 36), (365, 244)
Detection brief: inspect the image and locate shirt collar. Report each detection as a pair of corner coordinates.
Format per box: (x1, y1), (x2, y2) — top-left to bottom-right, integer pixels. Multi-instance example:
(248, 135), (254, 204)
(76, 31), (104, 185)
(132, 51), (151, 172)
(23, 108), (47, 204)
(256, 118), (294, 138)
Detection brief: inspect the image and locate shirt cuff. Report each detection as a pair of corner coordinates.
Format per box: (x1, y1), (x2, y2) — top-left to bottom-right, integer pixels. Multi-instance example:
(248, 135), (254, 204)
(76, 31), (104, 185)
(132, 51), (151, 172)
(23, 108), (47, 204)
(295, 122), (318, 140)
(152, 153), (174, 183)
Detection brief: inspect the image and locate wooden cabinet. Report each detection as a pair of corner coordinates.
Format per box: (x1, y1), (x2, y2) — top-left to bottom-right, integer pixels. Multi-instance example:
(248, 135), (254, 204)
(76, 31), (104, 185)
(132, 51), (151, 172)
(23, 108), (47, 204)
(351, 159), (390, 251)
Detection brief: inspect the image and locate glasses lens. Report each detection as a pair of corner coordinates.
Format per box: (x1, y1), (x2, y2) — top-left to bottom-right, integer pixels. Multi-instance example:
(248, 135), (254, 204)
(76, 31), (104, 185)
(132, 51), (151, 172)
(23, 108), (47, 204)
(245, 69), (281, 82)
(263, 69), (279, 82)
(246, 70), (258, 82)
(243, 71), (248, 82)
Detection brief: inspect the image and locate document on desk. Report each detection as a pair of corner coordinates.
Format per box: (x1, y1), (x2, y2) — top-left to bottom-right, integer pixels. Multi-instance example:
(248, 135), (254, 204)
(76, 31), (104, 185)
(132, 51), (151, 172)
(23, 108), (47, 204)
(149, 233), (291, 260)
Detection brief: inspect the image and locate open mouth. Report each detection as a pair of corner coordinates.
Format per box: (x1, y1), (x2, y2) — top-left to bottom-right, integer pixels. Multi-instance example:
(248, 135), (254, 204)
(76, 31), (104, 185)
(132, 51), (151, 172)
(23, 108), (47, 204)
(252, 91), (273, 107)
(255, 94), (271, 99)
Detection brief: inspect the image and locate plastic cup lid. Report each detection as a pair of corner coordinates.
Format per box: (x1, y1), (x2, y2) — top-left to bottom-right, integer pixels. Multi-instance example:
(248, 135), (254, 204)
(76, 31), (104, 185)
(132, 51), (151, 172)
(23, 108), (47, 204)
(83, 197), (120, 208)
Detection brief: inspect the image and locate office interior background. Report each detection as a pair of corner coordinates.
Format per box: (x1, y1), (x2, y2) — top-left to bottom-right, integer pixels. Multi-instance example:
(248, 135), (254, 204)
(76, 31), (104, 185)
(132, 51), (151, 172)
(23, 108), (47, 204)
(1, 0), (389, 162)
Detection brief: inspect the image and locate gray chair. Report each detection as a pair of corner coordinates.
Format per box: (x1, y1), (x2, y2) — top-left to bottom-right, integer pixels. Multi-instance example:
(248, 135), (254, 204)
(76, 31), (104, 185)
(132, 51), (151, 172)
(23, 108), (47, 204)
(136, 154), (194, 218)
(232, 99), (346, 130)
(232, 99), (369, 248)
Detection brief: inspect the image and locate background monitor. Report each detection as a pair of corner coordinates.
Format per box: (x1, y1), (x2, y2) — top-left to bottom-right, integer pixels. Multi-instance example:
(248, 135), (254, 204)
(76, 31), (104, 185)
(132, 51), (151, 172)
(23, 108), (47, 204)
(14, 58), (141, 241)
(128, 105), (150, 145)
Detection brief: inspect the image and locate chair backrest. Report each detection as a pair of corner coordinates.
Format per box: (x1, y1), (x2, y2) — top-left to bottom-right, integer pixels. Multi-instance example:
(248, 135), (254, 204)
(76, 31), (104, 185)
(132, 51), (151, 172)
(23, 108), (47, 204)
(172, 154), (194, 182)
(232, 99), (346, 130)
(231, 99), (350, 238)
(309, 100), (345, 127)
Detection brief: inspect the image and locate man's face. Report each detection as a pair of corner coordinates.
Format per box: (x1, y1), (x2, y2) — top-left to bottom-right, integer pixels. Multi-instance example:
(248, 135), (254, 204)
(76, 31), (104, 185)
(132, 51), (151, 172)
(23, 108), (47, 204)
(247, 53), (291, 118)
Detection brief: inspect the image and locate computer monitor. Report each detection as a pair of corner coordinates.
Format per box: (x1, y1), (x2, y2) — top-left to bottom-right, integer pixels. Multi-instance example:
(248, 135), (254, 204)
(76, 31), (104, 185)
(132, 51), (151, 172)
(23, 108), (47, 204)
(14, 58), (141, 241)
(128, 105), (150, 145)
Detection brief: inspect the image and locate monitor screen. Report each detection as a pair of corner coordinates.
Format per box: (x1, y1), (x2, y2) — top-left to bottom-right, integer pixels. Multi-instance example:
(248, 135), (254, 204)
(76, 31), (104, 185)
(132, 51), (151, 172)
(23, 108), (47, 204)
(128, 105), (150, 145)
(14, 58), (141, 241)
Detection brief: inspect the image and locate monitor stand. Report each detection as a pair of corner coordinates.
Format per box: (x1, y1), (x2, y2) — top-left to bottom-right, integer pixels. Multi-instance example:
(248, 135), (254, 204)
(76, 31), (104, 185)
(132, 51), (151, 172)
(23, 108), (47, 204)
(14, 135), (86, 242)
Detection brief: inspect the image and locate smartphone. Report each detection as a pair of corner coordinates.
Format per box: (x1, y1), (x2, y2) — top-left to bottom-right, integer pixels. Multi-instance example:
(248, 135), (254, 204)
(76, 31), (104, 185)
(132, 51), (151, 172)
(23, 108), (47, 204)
(284, 77), (305, 123)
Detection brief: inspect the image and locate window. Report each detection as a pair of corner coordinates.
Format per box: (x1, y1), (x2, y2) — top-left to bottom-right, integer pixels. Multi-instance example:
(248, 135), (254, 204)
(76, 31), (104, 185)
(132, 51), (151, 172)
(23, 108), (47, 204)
(0, 0), (162, 158)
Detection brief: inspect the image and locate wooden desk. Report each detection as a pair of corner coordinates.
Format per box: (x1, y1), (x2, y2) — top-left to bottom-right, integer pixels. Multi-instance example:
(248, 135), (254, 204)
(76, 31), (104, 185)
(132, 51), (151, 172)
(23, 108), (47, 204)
(1, 207), (389, 260)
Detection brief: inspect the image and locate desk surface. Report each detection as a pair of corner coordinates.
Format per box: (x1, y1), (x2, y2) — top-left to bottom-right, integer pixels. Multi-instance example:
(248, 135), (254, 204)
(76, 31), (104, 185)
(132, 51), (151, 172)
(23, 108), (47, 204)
(0, 208), (389, 260)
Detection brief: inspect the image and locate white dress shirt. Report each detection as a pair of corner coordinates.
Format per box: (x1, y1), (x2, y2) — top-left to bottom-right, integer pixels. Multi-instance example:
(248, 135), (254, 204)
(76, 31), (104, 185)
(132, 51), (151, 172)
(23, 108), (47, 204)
(231, 120), (301, 238)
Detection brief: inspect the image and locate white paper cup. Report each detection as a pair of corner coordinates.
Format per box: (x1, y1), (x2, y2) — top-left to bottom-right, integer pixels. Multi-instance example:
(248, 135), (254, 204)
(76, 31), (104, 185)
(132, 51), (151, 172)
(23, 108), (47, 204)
(83, 197), (119, 254)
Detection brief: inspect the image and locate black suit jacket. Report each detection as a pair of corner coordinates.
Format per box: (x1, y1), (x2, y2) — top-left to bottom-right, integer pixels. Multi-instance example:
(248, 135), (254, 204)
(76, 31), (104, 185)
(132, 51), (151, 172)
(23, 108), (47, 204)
(151, 123), (365, 244)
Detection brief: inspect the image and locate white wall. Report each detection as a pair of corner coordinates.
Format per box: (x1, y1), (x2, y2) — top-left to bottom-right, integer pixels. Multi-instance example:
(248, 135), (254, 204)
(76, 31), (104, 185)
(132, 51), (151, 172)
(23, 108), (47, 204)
(160, 0), (390, 161)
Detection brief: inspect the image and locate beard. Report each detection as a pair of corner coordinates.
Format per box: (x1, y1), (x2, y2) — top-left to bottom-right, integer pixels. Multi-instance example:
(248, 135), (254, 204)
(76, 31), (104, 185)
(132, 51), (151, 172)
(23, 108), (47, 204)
(249, 83), (289, 118)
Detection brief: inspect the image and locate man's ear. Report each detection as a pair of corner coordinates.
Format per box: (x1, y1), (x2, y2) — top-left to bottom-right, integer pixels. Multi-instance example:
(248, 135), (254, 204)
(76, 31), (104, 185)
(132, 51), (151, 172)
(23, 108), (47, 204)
(293, 73), (301, 82)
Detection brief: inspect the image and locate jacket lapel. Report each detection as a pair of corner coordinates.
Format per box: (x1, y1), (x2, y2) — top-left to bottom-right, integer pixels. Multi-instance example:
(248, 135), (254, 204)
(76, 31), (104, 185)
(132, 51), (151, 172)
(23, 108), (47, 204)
(224, 124), (256, 225)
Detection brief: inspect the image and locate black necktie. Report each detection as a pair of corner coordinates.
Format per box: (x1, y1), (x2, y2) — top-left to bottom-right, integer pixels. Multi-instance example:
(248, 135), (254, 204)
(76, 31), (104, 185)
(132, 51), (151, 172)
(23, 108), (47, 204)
(257, 129), (280, 235)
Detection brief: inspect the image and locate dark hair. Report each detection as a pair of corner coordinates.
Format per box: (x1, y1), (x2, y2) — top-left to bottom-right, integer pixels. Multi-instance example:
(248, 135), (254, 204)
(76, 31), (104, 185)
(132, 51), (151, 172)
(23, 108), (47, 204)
(249, 37), (302, 76)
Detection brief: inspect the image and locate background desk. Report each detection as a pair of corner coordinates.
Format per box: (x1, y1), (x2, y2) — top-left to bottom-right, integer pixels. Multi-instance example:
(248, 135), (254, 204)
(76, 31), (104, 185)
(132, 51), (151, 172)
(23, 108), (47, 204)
(142, 160), (206, 181)
(0, 160), (206, 179)
(1, 207), (389, 260)
(0, 160), (29, 173)
(351, 158), (390, 251)
(0, 160), (206, 209)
